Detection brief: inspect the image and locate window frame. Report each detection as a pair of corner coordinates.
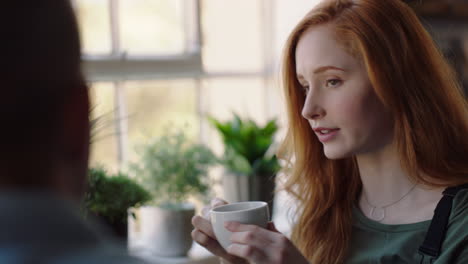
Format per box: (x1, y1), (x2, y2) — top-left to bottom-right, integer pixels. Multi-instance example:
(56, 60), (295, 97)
(80, 0), (277, 169)
(75, 0), (203, 82)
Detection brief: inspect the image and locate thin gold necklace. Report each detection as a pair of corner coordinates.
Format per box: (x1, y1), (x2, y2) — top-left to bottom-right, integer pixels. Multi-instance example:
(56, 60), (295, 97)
(362, 184), (418, 222)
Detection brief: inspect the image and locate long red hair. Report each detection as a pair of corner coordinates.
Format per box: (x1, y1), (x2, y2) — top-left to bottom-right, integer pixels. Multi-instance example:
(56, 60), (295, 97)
(278, 0), (468, 263)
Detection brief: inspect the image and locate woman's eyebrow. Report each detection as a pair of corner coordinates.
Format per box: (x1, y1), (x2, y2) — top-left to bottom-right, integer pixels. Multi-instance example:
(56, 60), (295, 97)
(313, 65), (346, 74)
(296, 65), (346, 82)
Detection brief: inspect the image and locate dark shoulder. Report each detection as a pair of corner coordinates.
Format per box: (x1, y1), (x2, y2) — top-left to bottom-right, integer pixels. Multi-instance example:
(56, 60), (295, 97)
(451, 188), (468, 222)
(438, 188), (468, 263)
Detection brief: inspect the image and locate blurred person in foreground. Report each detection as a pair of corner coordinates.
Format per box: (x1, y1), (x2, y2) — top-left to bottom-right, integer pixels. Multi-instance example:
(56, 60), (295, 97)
(0, 1), (148, 263)
(192, 0), (468, 263)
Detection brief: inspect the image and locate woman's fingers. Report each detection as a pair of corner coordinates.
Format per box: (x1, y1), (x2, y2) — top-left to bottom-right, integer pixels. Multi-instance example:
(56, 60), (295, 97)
(225, 222), (278, 248)
(211, 197), (228, 207)
(226, 243), (267, 263)
(193, 198), (251, 264)
(192, 215), (216, 238)
(201, 205), (212, 219)
(224, 221), (296, 264)
(191, 229), (248, 264)
(201, 198), (228, 219)
(191, 229), (226, 257)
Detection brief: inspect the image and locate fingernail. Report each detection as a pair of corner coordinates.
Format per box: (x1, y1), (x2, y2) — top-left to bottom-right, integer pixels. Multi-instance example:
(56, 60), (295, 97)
(211, 200), (221, 207)
(211, 198), (220, 206)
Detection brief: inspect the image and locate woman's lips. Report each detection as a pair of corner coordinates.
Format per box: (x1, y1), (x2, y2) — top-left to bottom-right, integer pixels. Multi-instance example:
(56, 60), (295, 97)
(314, 128), (340, 143)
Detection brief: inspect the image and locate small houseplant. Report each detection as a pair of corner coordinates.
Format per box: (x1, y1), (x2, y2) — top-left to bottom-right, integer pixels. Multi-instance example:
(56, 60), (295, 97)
(129, 126), (217, 256)
(83, 167), (152, 240)
(209, 114), (281, 213)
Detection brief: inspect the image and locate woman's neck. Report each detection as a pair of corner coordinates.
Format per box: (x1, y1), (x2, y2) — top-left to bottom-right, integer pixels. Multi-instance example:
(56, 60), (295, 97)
(356, 141), (415, 205)
(355, 141), (444, 224)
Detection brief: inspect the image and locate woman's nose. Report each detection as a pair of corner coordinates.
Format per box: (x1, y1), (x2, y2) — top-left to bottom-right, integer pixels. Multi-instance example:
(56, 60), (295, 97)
(301, 94), (325, 120)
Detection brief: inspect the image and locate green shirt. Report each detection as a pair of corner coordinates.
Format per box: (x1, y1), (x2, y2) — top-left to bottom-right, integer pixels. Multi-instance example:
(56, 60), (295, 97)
(346, 189), (468, 263)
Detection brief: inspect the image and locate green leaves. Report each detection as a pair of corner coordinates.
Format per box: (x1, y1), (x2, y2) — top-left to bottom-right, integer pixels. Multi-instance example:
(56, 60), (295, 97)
(129, 127), (217, 207)
(83, 167), (152, 224)
(208, 114), (280, 177)
(224, 147), (252, 175)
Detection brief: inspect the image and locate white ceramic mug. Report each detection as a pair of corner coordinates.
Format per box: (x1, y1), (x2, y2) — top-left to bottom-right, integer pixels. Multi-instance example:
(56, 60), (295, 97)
(210, 201), (270, 250)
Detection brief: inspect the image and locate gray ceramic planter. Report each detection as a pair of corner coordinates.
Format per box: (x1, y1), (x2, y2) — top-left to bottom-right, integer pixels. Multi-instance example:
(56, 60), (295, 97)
(223, 171), (276, 215)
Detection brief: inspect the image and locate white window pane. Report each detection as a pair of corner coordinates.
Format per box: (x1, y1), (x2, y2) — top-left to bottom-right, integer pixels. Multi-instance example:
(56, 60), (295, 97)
(120, 0), (186, 55)
(203, 77), (266, 122)
(202, 0), (263, 72)
(124, 79), (198, 162)
(75, 0), (112, 55)
(89, 82), (119, 171)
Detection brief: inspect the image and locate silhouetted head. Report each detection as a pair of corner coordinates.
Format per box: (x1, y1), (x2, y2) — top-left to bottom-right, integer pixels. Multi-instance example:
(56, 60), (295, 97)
(0, 0), (89, 200)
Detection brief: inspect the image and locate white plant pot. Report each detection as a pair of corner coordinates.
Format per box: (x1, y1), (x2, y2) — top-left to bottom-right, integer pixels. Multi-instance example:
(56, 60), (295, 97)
(130, 204), (195, 257)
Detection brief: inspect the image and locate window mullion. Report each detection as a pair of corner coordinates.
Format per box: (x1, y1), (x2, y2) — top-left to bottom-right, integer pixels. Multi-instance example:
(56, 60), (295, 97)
(196, 78), (208, 145)
(261, 0), (276, 121)
(184, 0), (202, 54)
(109, 0), (121, 55)
(114, 81), (129, 168)
(109, 0), (128, 169)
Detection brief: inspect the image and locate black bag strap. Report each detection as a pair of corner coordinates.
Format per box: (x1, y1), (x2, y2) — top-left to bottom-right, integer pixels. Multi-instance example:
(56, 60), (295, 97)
(418, 183), (468, 259)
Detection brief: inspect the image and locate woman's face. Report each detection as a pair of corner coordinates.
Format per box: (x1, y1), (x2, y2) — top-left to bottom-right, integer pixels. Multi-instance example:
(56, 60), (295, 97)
(295, 24), (394, 159)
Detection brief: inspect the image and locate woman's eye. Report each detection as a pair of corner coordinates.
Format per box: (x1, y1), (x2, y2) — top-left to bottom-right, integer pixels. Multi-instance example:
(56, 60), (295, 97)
(326, 79), (342, 87)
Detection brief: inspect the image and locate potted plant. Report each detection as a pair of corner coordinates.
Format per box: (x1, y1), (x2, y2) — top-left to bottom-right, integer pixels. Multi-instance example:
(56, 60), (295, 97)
(129, 126), (217, 257)
(209, 114), (281, 214)
(83, 167), (152, 240)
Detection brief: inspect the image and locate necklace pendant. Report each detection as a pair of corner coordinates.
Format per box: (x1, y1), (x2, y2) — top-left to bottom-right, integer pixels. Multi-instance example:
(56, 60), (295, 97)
(370, 207), (385, 222)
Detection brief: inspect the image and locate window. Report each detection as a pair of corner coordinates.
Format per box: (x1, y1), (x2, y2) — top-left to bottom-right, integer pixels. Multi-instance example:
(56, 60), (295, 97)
(74, 0), (202, 171)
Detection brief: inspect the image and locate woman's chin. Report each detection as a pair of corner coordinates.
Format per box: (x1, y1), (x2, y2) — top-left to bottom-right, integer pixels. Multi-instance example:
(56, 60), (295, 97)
(323, 147), (351, 160)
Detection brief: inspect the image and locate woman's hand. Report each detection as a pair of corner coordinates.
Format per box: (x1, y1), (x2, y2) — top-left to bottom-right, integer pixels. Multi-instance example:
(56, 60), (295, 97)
(224, 221), (310, 264)
(191, 198), (249, 264)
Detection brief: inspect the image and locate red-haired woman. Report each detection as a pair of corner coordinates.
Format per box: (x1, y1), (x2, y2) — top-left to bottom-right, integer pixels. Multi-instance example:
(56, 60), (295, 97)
(192, 1), (468, 263)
